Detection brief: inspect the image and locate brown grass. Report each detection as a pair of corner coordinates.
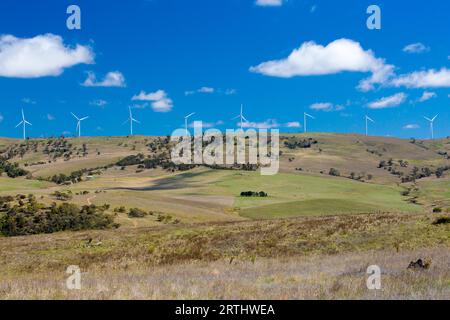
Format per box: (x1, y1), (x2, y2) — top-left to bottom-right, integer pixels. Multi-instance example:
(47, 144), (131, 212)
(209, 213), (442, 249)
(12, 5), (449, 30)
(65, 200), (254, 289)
(0, 212), (449, 299)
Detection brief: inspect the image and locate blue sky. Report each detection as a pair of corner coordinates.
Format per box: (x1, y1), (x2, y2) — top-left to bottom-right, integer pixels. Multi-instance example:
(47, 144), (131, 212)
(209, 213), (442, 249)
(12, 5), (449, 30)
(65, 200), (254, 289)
(0, 0), (448, 139)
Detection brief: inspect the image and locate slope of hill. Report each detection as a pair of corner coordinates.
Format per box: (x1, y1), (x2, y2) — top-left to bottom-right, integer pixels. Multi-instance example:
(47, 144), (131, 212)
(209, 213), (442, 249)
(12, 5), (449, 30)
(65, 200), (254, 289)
(1, 133), (449, 300)
(0, 133), (448, 226)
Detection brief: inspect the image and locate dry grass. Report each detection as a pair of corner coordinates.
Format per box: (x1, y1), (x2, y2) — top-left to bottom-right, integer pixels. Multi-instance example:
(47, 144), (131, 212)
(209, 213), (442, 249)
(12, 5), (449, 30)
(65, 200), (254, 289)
(1, 248), (449, 299)
(0, 212), (449, 299)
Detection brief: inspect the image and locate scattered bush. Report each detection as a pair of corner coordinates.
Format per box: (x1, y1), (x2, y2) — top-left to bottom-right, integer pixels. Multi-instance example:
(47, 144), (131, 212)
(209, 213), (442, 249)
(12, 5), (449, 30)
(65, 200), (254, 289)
(240, 191), (268, 197)
(328, 168), (340, 177)
(0, 202), (118, 236)
(128, 208), (148, 218)
(432, 216), (450, 225)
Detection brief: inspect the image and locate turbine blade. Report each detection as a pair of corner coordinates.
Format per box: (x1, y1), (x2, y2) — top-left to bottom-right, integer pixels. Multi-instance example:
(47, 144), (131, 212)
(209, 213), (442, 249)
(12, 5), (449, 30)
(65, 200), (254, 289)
(122, 119), (130, 125)
(424, 116), (432, 122)
(132, 119), (140, 124)
(231, 115), (240, 120)
(80, 116), (89, 121)
(367, 116), (374, 123)
(21, 109), (25, 120)
(71, 112), (79, 120)
(432, 115), (438, 121)
(241, 115), (249, 122)
(24, 120), (32, 126)
(15, 121), (24, 128)
(185, 112), (195, 119)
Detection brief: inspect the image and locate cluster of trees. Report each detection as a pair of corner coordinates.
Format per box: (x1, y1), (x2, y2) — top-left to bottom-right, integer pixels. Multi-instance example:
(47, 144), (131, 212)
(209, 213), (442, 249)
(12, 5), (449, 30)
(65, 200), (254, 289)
(400, 165), (450, 183)
(51, 191), (73, 201)
(328, 168), (372, 181)
(50, 170), (84, 185)
(0, 195), (118, 236)
(283, 137), (318, 150)
(0, 158), (29, 178)
(116, 153), (197, 173)
(378, 158), (448, 182)
(1, 141), (39, 160)
(240, 191), (268, 197)
(113, 206), (179, 224)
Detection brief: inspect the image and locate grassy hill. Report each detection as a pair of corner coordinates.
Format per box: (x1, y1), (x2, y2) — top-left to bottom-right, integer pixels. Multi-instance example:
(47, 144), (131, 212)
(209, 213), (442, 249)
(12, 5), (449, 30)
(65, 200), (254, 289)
(0, 133), (448, 225)
(1, 133), (449, 299)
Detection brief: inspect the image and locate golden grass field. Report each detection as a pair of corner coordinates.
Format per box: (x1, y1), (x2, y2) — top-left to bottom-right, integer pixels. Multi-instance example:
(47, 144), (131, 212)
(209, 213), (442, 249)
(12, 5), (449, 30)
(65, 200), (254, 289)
(0, 134), (449, 299)
(0, 212), (449, 299)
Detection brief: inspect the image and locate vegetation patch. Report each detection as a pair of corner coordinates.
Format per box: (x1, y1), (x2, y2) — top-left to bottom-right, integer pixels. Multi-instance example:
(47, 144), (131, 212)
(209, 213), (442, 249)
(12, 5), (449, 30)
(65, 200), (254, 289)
(0, 195), (118, 236)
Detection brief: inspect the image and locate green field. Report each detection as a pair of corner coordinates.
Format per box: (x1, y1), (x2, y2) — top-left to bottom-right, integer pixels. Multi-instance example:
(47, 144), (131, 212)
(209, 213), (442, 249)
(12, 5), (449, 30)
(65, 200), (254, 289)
(212, 171), (422, 218)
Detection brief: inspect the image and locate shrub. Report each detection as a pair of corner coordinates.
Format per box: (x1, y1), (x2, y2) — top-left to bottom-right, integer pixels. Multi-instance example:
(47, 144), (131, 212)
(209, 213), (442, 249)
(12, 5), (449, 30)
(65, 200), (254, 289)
(432, 217), (450, 225)
(328, 168), (340, 177)
(0, 203), (118, 236)
(128, 208), (148, 218)
(240, 191), (268, 197)
(114, 206), (126, 213)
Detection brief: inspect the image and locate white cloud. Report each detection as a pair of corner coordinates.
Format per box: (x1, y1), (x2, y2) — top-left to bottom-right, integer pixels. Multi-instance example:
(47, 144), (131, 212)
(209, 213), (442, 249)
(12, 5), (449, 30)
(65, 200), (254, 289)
(285, 121), (301, 128)
(186, 87), (236, 96)
(403, 43), (430, 54)
(256, 0), (283, 7)
(368, 93), (407, 109)
(0, 34), (93, 78)
(82, 71), (126, 87)
(185, 86), (215, 96)
(403, 124), (420, 129)
(22, 98), (36, 104)
(250, 38), (394, 91)
(310, 102), (344, 112)
(90, 99), (108, 107)
(390, 68), (450, 88)
(189, 120), (224, 128)
(241, 119), (300, 129)
(224, 88), (237, 95)
(418, 91), (437, 103)
(46, 114), (55, 121)
(0, 113), (3, 123)
(198, 87), (214, 93)
(132, 90), (173, 112)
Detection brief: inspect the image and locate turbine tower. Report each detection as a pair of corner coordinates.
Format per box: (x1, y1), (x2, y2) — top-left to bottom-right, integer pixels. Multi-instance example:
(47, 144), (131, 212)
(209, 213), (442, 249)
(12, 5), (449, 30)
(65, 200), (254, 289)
(365, 115), (375, 136)
(232, 104), (249, 130)
(15, 109), (32, 140)
(124, 106), (140, 135)
(184, 112), (195, 136)
(424, 115), (438, 140)
(304, 112), (315, 133)
(71, 112), (89, 137)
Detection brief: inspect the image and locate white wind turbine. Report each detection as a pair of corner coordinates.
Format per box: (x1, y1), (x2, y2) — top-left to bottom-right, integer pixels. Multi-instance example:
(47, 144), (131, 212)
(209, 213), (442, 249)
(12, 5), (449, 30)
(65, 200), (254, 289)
(424, 115), (438, 140)
(15, 109), (32, 140)
(184, 112), (196, 136)
(124, 106), (140, 135)
(304, 112), (315, 133)
(71, 112), (89, 137)
(232, 104), (249, 130)
(365, 115), (375, 136)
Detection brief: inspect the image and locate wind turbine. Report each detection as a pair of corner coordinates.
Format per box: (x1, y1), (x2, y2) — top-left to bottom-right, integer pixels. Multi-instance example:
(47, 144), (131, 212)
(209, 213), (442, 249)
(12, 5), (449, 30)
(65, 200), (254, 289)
(232, 104), (249, 130)
(424, 115), (438, 140)
(365, 115), (375, 136)
(71, 112), (89, 137)
(124, 106), (140, 135)
(15, 109), (32, 140)
(304, 112), (315, 133)
(184, 112), (195, 136)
